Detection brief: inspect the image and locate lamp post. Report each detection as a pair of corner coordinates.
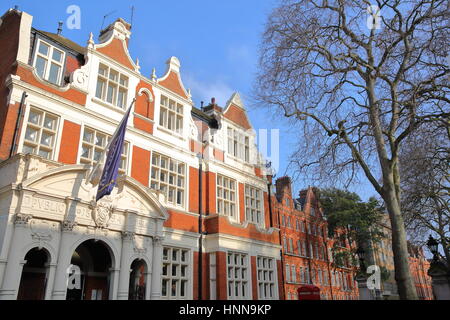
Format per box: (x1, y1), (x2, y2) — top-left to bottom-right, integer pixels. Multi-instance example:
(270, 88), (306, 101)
(197, 153), (203, 300)
(426, 235), (439, 262)
(426, 234), (450, 300)
(355, 246), (373, 300)
(356, 246), (367, 273)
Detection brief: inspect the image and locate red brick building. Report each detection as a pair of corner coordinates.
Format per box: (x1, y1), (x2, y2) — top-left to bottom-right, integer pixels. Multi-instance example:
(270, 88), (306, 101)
(408, 243), (434, 300)
(271, 176), (359, 300)
(0, 7), (282, 300)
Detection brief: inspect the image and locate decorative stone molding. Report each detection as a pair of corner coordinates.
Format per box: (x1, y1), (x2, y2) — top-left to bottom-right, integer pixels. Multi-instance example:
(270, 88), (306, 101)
(14, 214), (32, 226)
(133, 246), (147, 256)
(88, 32), (95, 49)
(122, 231), (135, 241)
(227, 92), (244, 109)
(137, 87), (154, 103)
(30, 220), (56, 242)
(153, 236), (164, 246)
(62, 220), (77, 232)
(89, 199), (115, 228)
(70, 54), (90, 93)
(167, 56), (181, 73)
(99, 19), (131, 43)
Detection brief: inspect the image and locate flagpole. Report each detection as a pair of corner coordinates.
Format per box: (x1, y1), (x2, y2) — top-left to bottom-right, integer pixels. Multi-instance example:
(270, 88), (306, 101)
(86, 98), (136, 185)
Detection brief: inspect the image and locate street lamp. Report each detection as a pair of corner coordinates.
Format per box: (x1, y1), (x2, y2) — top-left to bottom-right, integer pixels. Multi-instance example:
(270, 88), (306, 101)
(196, 152), (203, 300)
(426, 235), (439, 262)
(356, 246), (366, 272)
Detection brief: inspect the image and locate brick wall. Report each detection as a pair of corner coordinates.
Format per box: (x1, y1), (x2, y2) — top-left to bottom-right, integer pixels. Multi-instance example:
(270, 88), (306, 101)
(58, 120), (81, 164)
(130, 146), (150, 186)
(0, 10), (21, 160)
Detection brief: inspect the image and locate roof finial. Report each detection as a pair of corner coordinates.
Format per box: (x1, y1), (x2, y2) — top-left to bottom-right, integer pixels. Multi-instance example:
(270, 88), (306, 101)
(136, 58), (140, 71)
(88, 32), (95, 48)
(151, 68), (157, 82)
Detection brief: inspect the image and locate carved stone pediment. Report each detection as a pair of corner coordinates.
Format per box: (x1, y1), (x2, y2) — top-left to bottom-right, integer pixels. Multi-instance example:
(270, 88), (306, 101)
(89, 198), (115, 228)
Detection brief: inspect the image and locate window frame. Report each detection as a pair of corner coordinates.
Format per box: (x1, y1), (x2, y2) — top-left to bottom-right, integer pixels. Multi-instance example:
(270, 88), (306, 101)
(33, 39), (66, 85)
(161, 246), (190, 300)
(227, 126), (250, 162)
(150, 152), (186, 208)
(159, 94), (184, 134)
(79, 126), (129, 175)
(244, 184), (264, 226)
(95, 63), (129, 109)
(256, 256), (277, 300)
(226, 251), (250, 300)
(216, 174), (238, 221)
(21, 106), (60, 160)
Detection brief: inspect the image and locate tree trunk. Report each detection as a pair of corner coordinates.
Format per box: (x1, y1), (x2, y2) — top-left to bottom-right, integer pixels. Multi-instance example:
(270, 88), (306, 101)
(382, 182), (419, 300)
(366, 77), (418, 300)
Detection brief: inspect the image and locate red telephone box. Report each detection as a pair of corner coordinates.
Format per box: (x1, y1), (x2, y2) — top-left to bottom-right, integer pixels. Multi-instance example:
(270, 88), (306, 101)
(297, 285), (321, 300)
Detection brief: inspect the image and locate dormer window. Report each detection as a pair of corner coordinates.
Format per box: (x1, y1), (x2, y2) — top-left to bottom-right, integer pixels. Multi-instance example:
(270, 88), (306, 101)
(33, 39), (65, 85)
(159, 95), (183, 134)
(227, 127), (250, 162)
(95, 64), (128, 109)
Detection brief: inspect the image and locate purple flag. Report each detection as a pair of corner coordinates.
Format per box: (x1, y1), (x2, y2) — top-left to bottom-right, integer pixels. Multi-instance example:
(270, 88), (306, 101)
(96, 101), (134, 202)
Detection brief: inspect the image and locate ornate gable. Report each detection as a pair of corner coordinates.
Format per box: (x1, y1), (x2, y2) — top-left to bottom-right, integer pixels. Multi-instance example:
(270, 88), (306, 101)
(94, 19), (139, 72)
(223, 92), (252, 130)
(157, 56), (189, 99)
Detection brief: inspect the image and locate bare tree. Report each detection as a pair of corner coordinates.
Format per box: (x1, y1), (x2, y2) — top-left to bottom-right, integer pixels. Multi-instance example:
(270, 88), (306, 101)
(400, 121), (450, 265)
(254, 0), (449, 299)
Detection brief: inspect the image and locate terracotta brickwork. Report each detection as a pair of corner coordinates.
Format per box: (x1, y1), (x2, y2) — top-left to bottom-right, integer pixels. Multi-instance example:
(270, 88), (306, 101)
(0, 10), (20, 160)
(97, 37), (135, 70)
(273, 177), (359, 300)
(58, 120), (81, 164)
(158, 71), (188, 99)
(130, 146), (150, 186)
(408, 244), (434, 300)
(223, 104), (251, 130)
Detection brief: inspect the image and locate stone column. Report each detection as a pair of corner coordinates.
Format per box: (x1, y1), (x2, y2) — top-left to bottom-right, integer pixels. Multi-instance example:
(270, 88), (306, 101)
(145, 271), (152, 300)
(44, 263), (57, 300)
(117, 231), (135, 300)
(51, 220), (77, 300)
(109, 268), (120, 300)
(0, 259), (7, 289)
(150, 236), (163, 300)
(428, 260), (450, 300)
(0, 214), (32, 300)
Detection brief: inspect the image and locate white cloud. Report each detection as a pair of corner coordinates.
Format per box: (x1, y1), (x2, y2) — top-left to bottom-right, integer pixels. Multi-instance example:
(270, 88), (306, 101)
(227, 44), (252, 63)
(183, 73), (235, 108)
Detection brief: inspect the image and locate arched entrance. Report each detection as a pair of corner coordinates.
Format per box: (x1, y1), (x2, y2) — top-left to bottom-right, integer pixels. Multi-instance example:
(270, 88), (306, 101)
(66, 240), (113, 300)
(128, 259), (147, 300)
(17, 248), (50, 300)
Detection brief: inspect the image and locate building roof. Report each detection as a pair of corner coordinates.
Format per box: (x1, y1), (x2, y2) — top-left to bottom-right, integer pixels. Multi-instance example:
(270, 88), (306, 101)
(34, 28), (85, 54)
(191, 107), (219, 129)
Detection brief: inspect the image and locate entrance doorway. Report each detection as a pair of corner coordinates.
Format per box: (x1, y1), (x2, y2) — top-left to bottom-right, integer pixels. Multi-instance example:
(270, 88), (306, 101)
(128, 259), (147, 300)
(17, 248), (50, 300)
(66, 240), (113, 300)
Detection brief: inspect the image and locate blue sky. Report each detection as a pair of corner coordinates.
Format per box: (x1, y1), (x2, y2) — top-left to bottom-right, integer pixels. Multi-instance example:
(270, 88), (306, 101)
(1, 0), (377, 200)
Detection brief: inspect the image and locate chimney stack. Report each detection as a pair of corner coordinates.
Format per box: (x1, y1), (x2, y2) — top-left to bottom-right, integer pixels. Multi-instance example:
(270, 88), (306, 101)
(57, 21), (63, 35)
